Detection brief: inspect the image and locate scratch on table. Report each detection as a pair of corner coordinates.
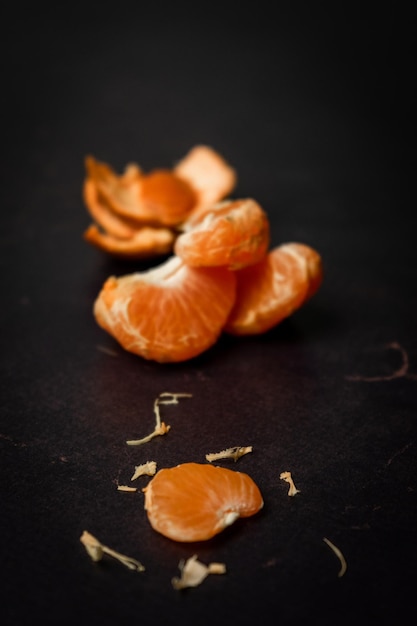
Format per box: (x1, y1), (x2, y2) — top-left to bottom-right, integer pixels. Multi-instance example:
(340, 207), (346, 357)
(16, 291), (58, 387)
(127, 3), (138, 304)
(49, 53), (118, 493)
(96, 344), (119, 357)
(386, 441), (413, 466)
(0, 433), (29, 448)
(345, 341), (417, 382)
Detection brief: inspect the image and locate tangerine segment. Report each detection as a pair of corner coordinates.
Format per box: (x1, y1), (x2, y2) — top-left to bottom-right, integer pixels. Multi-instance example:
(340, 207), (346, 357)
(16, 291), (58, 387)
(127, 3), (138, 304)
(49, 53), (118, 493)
(84, 224), (175, 259)
(174, 198), (270, 270)
(288, 243), (323, 301)
(93, 256), (236, 363)
(143, 462), (264, 542)
(224, 242), (322, 336)
(174, 145), (237, 211)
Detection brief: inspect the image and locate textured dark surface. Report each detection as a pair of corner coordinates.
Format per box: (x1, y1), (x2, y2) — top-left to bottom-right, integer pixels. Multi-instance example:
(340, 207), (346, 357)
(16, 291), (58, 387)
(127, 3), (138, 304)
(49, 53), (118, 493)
(1, 6), (416, 626)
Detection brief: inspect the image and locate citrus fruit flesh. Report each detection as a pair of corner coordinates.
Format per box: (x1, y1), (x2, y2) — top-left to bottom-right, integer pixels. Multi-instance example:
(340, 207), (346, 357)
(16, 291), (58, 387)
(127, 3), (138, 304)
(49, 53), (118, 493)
(224, 242), (323, 335)
(143, 462), (264, 542)
(288, 242), (323, 301)
(93, 255), (237, 363)
(174, 198), (270, 269)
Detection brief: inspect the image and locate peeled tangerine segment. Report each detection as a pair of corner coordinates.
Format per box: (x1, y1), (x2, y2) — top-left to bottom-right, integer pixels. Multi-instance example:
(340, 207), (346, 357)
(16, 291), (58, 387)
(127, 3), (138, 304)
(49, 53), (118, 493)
(93, 256), (237, 363)
(174, 198), (270, 270)
(224, 242), (323, 335)
(143, 462), (264, 542)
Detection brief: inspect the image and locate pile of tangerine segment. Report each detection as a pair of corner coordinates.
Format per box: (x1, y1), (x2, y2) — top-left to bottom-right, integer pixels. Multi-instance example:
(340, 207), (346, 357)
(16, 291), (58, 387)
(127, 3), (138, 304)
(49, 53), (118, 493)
(83, 145), (323, 363)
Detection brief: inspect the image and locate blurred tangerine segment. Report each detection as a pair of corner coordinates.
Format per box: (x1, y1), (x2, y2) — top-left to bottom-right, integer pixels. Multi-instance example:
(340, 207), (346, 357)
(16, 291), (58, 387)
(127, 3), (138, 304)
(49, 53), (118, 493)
(224, 242), (323, 335)
(93, 256), (236, 363)
(288, 242), (323, 301)
(143, 462), (263, 542)
(174, 198), (270, 270)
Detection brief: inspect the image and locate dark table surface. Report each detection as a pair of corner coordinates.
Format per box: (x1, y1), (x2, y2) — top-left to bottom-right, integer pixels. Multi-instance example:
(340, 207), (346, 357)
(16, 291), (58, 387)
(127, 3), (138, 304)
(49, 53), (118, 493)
(2, 5), (416, 626)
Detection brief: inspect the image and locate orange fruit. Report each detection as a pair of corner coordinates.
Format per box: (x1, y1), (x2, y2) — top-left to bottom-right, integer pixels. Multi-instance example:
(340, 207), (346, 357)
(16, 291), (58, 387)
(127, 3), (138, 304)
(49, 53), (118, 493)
(93, 255), (237, 363)
(143, 462), (264, 542)
(174, 198), (270, 269)
(288, 242), (323, 301)
(224, 242), (323, 335)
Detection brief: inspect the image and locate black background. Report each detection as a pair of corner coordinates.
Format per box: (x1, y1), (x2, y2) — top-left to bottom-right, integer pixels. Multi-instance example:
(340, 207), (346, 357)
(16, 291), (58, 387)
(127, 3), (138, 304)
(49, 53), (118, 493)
(1, 4), (416, 625)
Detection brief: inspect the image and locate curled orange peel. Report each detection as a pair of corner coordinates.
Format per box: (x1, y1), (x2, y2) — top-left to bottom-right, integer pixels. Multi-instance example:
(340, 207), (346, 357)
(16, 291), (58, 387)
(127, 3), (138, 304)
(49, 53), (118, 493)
(84, 224), (175, 259)
(174, 145), (237, 211)
(82, 146), (237, 259)
(83, 178), (145, 239)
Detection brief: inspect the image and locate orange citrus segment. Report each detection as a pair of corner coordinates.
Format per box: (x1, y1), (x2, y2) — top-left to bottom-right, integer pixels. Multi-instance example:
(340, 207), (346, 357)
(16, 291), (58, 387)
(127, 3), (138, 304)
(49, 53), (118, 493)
(143, 462), (263, 542)
(93, 256), (237, 363)
(224, 242), (322, 335)
(288, 242), (323, 301)
(83, 224), (175, 259)
(174, 198), (270, 270)
(174, 145), (237, 210)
